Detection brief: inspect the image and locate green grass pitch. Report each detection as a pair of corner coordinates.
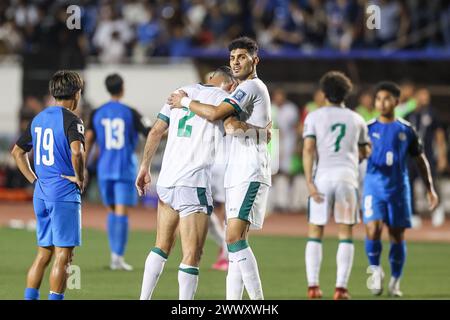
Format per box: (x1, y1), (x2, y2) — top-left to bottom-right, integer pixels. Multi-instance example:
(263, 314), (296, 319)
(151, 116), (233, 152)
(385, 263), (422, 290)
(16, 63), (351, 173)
(1, 227), (449, 300)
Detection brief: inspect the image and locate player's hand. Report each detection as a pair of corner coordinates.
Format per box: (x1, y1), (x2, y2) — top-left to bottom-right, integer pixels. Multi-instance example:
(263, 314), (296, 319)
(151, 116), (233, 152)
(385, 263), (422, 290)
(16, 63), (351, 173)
(427, 188), (439, 211)
(61, 175), (85, 193)
(135, 167), (151, 197)
(307, 182), (324, 203)
(167, 90), (187, 109)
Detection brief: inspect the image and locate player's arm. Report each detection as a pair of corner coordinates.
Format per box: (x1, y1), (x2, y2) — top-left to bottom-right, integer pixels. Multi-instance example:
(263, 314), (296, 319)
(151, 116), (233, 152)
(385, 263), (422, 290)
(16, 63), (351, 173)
(65, 140), (86, 193)
(83, 110), (96, 182)
(60, 115), (86, 192)
(84, 129), (95, 164)
(414, 153), (439, 211)
(11, 145), (37, 184)
(168, 91), (236, 122)
(131, 108), (152, 137)
(303, 137), (323, 203)
(358, 119), (372, 161)
(409, 126), (439, 210)
(136, 118), (168, 196)
(224, 116), (272, 143)
(358, 142), (372, 162)
(11, 122), (37, 184)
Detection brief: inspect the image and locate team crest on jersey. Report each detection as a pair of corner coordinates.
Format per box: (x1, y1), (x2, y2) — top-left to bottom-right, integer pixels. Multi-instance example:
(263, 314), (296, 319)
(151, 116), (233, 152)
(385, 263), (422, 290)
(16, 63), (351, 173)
(398, 132), (407, 141)
(232, 89), (247, 102)
(372, 132), (380, 139)
(77, 124), (85, 134)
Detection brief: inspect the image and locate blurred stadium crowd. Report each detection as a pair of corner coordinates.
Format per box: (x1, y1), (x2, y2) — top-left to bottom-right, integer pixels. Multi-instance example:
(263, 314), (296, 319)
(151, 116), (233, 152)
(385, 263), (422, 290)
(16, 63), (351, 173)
(0, 0), (449, 226)
(1, 0), (450, 63)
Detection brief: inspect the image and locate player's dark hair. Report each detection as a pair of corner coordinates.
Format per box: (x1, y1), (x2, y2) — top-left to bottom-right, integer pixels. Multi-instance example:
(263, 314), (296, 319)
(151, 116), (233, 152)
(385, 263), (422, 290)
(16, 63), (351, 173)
(213, 66), (235, 83)
(105, 73), (124, 95)
(49, 70), (84, 100)
(228, 37), (259, 56)
(374, 81), (401, 99)
(319, 71), (353, 104)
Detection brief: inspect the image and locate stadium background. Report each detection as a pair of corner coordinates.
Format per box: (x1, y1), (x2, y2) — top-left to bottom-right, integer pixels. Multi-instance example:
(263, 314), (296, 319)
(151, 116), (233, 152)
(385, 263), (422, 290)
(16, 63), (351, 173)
(0, 0), (449, 299)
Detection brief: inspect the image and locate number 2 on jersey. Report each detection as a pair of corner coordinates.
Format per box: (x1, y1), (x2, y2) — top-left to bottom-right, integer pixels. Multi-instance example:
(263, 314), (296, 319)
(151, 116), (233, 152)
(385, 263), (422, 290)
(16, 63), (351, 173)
(331, 123), (346, 152)
(177, 109), (195, 137)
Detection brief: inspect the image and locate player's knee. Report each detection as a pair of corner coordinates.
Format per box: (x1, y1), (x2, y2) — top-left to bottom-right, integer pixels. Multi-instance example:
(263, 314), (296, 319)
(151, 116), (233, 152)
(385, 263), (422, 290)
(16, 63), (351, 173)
(182, 248), (202, 266)
(35, 253), (52, 267)
(366, 226), (382, 240)
(54, 249), (72, 265)
(388, 229), (404, 243)
(226, 233), (243, 245)
(155, 241), (173, 257)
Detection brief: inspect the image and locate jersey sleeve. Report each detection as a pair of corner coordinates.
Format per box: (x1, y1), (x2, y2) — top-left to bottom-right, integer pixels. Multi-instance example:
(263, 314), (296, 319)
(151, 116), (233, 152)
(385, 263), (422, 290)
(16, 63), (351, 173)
(223, 81), (255, 115)
(157, 104), (171, 125)
(16, 121), (33, 152)
(63, 109), (85, 146)
(302, 113), (316, 139)
(408, 125), (424, 157)
(131, 108), (152, 136)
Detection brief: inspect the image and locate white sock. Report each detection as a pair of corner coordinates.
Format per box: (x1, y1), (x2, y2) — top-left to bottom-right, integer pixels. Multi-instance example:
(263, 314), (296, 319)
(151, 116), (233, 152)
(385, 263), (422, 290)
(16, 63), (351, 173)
(336, 241), (355, 288)
(305, 240), (322, 287)
(178, 263), (199, 300)
(236, 246), (264, 300)
(139, 250), (167, 300)
(226, 251), (244, 300)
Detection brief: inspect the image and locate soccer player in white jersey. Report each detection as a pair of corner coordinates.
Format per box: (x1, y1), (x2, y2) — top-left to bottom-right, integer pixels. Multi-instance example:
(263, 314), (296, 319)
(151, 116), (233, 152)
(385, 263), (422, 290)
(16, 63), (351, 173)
(202, 71), (231, 272)
(303, 71), (371, 300)
(169, 37), (271, 300)
(136, 67), (236, 300)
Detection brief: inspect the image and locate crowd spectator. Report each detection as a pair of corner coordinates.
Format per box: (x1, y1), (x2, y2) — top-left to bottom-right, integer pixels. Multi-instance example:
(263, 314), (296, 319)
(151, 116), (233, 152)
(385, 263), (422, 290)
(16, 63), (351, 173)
(1, 0), (450, 61)
(407, 88), (448, 228)
(356, 89), (378, 121)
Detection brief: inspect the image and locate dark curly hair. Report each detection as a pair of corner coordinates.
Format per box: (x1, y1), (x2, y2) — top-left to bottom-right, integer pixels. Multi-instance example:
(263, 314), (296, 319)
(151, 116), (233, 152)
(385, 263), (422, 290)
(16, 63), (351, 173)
(319, 71), (353, 105)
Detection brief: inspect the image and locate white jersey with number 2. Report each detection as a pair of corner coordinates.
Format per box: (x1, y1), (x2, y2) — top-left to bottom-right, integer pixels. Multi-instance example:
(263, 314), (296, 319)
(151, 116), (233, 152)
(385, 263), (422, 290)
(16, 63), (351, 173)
(157, 83), (227, 188)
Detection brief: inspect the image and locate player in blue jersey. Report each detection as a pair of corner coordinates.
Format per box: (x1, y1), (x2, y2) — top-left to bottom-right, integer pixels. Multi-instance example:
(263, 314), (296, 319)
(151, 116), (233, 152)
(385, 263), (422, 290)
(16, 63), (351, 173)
(85, 73), (151, 271)
(11, 70), (85, 300)
(363, 82), (439, 297)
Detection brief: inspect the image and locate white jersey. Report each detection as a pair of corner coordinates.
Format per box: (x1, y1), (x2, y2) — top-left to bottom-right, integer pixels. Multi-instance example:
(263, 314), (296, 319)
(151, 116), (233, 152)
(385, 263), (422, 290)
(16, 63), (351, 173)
(303, 106), (369, 188)
(223, 77), (272, 188)
(157, 83), (227, 188)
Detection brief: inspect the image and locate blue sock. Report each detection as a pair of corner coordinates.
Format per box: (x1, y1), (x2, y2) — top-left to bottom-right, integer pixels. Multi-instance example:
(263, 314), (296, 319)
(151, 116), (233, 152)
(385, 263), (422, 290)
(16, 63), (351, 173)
(114, 215), (129, 256)
(107, 212), (116, 254)
(24, 288), (39, 300)
(365, 238), (382, 266)
(48, 292), (64, 300)
(389, 241), (406, 279)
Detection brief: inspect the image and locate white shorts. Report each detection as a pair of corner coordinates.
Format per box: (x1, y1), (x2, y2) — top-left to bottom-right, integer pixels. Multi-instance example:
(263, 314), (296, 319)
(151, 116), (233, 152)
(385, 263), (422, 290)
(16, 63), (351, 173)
(225, 182), (270, 230)
(308, 180), (360, 226)
(211, 164), (226, 203)
(156, 185), (213, 218)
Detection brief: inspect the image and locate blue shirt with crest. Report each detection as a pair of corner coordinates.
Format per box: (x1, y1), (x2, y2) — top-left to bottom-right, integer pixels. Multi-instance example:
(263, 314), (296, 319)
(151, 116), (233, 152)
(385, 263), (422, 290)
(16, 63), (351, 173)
(364, 118), (422, 200)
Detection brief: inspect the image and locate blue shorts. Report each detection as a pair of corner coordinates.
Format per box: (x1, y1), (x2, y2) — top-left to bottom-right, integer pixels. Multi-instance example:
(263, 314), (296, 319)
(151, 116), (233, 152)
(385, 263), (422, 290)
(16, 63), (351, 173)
(362, 193), (412, 228)
(99, 179), (137, 206)
(33, 198), (82, 247)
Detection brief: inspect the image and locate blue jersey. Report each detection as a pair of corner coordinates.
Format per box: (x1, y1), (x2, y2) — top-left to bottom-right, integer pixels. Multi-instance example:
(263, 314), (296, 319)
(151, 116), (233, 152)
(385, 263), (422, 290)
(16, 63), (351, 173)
(88, 101), (150, 181)
(16, 106), (85, 203)
(364, 118), (422, 200)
